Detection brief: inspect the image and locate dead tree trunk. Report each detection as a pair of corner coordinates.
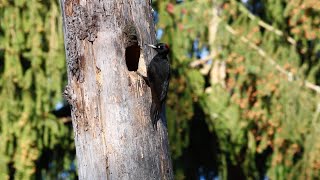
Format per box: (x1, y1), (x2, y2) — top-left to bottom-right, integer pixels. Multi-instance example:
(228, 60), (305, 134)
(60, 0), (173, 179)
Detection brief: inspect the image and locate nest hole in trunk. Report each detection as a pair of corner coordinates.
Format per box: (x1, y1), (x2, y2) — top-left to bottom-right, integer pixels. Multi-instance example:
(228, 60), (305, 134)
(125, 40), (140, 71)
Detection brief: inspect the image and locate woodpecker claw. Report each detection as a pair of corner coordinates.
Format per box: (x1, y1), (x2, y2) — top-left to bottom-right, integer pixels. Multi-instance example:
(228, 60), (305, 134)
(136, 71), (150, 86)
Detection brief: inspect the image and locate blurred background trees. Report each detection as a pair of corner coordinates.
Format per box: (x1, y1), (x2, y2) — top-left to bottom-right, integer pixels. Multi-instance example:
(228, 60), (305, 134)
(0, 1), (75, 179)
(0, 0), (319, 179)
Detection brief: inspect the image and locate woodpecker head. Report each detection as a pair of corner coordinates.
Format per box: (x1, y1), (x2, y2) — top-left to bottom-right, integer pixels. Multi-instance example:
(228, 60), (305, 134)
(146, 43), (170, 55)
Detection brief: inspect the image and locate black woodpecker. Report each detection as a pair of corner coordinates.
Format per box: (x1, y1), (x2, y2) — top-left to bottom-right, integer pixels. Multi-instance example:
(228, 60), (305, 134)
(140, 43), (170, 129)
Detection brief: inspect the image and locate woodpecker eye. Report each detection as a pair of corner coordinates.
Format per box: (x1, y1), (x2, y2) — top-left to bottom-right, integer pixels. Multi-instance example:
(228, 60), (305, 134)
(158, 46), (161, 49)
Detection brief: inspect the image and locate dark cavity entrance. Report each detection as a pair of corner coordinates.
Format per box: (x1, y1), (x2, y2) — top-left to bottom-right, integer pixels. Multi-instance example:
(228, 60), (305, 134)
(125, 42), (140, 71)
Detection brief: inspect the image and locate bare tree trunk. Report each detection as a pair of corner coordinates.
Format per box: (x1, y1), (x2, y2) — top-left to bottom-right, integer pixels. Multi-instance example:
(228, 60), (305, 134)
(60, 0), (173, 179)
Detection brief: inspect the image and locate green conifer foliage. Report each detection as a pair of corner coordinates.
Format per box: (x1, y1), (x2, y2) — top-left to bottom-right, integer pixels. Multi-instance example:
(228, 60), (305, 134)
(155, 0), (320, 179)
(0, 1), (73, 179)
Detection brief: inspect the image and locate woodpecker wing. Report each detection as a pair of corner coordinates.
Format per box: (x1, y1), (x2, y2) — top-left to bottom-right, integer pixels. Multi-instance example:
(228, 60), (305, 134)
(147, 57), (170, 103)
(160, 61), (170, 102)
(147, 61), (161, 103)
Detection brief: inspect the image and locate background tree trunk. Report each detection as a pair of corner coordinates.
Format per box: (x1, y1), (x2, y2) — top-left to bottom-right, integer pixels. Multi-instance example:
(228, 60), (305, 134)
(59, 0), (173, 179)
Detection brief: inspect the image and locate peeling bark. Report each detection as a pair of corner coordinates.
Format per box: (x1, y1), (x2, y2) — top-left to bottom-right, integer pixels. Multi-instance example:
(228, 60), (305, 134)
(60, 0), (173, 179)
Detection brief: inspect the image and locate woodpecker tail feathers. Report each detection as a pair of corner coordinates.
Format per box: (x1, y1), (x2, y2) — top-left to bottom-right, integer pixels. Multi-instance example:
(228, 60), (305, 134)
(150, 102), (160, 129)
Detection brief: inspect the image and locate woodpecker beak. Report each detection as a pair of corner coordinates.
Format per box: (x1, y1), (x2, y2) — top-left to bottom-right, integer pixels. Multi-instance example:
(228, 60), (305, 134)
(146, 44), (157, 49)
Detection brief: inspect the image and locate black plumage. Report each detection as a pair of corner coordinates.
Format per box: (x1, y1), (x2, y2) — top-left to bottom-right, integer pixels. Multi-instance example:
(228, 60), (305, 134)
(144, 43), (170, 129)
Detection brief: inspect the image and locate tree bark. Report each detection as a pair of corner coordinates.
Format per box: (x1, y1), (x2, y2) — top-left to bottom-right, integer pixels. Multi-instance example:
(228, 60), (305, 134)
(59, 0), (173, 179)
